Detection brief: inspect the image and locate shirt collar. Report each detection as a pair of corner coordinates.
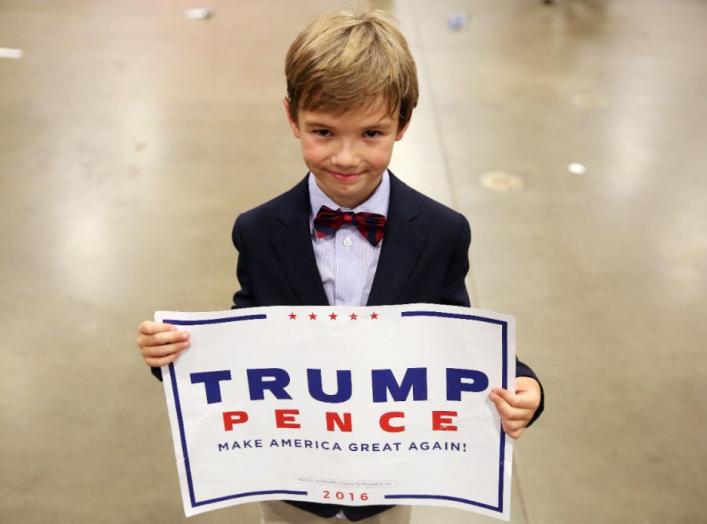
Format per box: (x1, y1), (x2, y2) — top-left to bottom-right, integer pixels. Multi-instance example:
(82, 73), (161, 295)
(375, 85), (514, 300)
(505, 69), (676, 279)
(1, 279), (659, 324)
(308, 170), (390, 219)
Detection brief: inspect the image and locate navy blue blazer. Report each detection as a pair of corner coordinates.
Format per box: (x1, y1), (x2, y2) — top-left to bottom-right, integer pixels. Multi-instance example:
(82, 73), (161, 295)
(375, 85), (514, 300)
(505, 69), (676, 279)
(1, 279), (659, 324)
(226, 172), (544, 521)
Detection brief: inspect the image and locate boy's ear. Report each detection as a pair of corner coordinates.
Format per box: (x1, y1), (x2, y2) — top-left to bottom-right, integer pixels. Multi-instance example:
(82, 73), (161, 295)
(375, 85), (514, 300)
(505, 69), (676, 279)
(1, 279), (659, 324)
(283, 98), (301, 138)
(395, 117), (411, 141)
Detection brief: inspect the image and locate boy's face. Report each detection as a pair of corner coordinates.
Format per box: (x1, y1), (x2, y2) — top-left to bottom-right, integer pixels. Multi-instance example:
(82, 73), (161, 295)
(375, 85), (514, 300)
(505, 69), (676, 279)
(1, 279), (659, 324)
(285, 98), (409, 209)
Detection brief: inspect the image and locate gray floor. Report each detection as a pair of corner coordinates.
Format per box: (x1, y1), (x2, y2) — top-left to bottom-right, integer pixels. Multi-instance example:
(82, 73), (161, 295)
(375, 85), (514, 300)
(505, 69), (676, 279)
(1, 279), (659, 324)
(1, 0), (705, 522)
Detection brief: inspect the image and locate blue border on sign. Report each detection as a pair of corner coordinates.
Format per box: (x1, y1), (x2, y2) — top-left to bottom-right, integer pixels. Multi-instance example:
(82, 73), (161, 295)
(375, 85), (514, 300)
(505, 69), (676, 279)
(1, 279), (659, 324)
(165, 312), (308, 508)
(166, 309), (509, 513)
(164, 313), (267, 326)
(390, 310), (509, 514)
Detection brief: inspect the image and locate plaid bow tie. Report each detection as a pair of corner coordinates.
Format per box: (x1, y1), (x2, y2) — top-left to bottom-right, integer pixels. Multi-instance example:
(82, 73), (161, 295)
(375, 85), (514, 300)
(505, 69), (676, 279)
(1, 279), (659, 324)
(313, 205), (386, 246)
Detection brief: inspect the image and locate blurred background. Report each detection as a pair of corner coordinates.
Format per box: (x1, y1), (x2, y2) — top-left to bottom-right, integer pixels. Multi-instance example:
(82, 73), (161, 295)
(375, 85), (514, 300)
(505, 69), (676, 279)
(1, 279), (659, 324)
(1, 0), (705, 522)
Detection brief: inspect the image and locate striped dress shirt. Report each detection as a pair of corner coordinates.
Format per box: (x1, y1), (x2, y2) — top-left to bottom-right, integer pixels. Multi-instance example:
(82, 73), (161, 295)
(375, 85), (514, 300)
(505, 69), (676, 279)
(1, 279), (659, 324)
(308, 170), (390, 307)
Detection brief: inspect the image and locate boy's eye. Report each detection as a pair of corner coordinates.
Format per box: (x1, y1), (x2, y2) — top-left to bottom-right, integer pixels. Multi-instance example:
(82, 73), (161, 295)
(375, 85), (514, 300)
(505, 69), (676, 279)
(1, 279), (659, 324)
(364, 130), (382, 138)
(313, 129), (332, 137)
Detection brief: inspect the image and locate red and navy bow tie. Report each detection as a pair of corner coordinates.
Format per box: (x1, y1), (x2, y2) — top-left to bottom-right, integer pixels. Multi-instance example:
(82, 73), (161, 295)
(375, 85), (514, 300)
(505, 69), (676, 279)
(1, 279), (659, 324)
(313, 205), (386, 246)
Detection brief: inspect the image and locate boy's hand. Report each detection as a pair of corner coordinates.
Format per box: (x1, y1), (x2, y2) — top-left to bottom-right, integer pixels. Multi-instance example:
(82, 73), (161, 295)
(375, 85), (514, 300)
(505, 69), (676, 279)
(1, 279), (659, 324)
(489, 376), (541, 439)
(136, 321), (190, 367)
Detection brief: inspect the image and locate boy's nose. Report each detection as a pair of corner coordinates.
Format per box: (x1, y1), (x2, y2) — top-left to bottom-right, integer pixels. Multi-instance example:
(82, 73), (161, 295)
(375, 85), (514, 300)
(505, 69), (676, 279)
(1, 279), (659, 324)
(331, 141), (359, 168)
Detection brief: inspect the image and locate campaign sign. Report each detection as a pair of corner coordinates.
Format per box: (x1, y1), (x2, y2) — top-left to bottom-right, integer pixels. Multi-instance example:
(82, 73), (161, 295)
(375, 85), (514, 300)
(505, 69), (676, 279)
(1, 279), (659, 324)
(157, 304), (515, 520)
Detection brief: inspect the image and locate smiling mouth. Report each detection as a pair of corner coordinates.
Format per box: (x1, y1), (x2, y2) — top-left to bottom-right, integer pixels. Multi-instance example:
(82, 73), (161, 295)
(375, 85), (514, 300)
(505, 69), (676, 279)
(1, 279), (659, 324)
(329, 171), (362, 182)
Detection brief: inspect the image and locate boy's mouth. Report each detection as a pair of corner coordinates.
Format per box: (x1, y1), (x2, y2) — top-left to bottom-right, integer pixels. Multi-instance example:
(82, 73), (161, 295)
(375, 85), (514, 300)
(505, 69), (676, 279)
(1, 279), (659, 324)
(329, 171), (362, 182)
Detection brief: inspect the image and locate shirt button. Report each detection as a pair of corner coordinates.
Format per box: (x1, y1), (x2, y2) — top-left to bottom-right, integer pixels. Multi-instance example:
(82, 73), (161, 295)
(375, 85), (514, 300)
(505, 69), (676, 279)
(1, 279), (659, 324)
(343, 236), (352, 247)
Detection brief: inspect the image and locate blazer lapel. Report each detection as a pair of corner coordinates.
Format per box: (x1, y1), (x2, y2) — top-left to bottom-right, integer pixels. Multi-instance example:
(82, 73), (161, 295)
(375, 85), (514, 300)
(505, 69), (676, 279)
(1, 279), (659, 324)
(367, 173), (425, 305)
(270, 177), (329, 306)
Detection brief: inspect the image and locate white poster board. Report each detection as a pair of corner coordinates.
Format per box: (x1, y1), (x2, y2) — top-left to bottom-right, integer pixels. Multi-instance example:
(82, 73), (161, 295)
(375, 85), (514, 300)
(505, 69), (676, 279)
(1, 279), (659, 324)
(157, 304), (515, 520)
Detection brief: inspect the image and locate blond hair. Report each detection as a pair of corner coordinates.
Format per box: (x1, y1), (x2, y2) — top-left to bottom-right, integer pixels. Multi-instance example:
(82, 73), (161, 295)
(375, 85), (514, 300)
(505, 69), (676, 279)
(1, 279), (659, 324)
(285, 10), (419, 130)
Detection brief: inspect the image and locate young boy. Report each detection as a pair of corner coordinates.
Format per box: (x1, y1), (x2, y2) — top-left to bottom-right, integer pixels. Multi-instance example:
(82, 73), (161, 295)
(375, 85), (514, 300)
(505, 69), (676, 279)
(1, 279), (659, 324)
(137, 10), (543, 524)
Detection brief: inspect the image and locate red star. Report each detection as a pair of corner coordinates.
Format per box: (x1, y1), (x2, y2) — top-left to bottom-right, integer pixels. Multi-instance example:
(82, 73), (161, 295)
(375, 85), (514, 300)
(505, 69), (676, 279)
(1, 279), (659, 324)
(309, 313), (317, 320)
(288, 313), (297, 320)
(329, 312), (338, 320)
(350, 313), (358, 320)
(370, 312), (379, 320)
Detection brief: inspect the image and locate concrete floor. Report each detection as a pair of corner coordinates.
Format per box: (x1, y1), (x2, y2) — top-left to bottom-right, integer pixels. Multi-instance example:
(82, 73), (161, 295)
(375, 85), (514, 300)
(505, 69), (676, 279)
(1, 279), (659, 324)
(1, 0), (705, 522)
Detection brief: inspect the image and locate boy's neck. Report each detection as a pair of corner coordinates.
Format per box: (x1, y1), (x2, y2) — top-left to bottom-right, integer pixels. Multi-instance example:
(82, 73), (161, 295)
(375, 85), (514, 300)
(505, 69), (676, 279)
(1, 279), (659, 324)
(309, 171), (390, 213)
(316, 175), (385, 209)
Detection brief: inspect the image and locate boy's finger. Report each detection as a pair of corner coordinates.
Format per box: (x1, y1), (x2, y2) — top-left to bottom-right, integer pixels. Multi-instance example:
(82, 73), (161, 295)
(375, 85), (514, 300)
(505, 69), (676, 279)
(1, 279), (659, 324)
(502, 418), (527, 432)
(137, 330), (189, 348)
(502, 421), (525, 439)
(144, 351), (184, 368)
(489, 392), (527, 421)
(138, 321), (174, 335)
(497, 404), (528, 422)
(492, 387), (537, 410)
(152, 330), (190, 345)
(491, 387), (517, 405)
(513, 391), (540, 410)
(141, 341), (190, 358)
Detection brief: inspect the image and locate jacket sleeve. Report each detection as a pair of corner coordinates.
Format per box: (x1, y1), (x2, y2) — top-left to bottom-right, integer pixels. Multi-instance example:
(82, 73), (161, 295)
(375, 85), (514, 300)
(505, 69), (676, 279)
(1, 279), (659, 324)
(151, 365), (163, 381)
(231, 214), (256, 309)
(441, 213), (472, 307)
